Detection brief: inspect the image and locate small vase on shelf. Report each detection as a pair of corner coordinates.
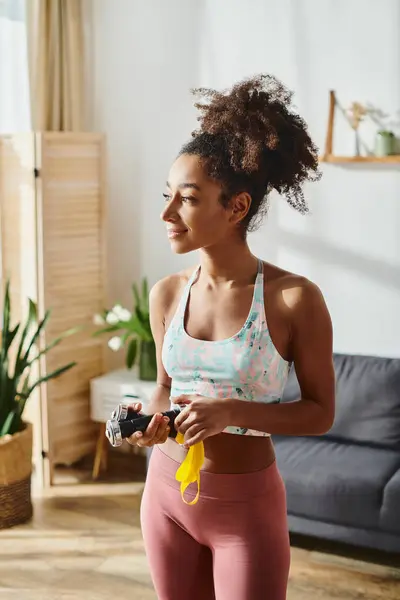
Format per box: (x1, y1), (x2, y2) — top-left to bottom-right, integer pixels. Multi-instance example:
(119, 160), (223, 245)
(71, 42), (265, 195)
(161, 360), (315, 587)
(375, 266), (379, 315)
(354, 130), (361, 156)
(375, 130), (395, 157)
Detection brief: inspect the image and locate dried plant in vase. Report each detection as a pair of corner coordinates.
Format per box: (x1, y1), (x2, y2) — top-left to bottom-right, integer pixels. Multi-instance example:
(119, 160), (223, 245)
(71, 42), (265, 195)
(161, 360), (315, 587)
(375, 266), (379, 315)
(346, 101), (368, 156)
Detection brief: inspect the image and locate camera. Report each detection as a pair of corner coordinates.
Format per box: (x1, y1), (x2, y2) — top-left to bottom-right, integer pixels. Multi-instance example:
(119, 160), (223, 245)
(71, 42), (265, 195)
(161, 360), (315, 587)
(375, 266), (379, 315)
(105, 402), (181, 447)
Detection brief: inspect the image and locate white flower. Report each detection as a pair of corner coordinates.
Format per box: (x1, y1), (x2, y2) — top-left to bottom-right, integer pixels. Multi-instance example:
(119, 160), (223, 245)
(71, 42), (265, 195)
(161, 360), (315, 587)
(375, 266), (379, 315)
(93, 313), (105, 326)
(105, 304), (131, 324)
(112, 304), (132, 322)
(106, 311), (119, 325)
(108, 336), (122, 351)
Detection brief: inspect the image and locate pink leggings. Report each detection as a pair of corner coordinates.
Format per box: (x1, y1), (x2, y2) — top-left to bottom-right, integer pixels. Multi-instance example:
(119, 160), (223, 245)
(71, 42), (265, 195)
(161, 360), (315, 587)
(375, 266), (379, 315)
(140, 446), (291, 599)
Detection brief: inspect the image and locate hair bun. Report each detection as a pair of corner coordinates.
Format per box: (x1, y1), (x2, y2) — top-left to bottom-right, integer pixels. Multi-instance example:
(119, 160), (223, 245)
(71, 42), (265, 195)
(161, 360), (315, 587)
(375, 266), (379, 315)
(191, 74), (320, 203)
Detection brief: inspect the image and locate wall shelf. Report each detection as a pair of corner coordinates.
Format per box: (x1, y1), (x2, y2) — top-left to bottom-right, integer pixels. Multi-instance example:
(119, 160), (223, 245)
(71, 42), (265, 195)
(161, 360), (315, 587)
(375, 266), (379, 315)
(321, 91), (400, 166)
(320, 154), (400, 164)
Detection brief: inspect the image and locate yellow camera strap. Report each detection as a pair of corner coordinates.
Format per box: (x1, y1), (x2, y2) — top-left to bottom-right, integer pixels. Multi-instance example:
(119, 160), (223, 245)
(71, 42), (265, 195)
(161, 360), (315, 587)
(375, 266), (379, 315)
(175, 432), (205, 505)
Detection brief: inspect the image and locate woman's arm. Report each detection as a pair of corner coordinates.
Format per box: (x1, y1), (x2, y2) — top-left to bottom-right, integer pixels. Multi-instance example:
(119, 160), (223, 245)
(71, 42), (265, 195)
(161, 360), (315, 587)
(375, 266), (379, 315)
(145, 278), (173, 415)
(229, 279), (335, 436)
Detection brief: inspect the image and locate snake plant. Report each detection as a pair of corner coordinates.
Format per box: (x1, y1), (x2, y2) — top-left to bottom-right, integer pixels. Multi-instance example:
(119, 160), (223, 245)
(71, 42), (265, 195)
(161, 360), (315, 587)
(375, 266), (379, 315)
(0, 279), (77, 437)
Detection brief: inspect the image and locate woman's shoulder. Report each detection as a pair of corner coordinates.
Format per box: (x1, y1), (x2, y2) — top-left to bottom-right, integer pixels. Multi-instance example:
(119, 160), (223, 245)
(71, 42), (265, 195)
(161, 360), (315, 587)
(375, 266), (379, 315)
(262, 261), (327, 313)
(149, 265), (199, 311)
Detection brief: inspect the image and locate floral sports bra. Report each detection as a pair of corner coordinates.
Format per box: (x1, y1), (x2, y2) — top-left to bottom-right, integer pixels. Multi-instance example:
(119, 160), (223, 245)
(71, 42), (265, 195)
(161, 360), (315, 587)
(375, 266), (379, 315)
(161, 259), (291, 437)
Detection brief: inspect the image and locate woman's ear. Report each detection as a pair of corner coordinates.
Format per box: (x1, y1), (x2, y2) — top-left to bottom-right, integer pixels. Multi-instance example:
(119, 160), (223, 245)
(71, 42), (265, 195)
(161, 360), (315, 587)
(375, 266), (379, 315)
(230, 192), (252, 225)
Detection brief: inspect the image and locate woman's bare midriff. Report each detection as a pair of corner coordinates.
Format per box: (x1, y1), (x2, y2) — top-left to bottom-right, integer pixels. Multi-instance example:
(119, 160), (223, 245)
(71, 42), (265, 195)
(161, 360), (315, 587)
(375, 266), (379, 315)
(161, 432), (276, 474)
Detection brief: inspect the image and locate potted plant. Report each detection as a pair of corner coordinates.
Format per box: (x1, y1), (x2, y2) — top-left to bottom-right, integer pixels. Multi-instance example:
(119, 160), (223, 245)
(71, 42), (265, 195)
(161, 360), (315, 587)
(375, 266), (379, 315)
(0, 280), (77, 529)
(92, 278), (156, 381)
(375, 130), (395, 156)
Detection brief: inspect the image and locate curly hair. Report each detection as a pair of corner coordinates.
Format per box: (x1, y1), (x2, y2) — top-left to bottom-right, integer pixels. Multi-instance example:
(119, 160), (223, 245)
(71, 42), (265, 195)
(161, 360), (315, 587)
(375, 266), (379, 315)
(179, 74), (321, 233)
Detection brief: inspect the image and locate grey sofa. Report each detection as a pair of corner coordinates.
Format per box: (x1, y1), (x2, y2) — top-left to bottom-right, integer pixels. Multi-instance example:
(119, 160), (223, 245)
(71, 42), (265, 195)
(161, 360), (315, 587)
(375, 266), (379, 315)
(273, 352), (400, 554)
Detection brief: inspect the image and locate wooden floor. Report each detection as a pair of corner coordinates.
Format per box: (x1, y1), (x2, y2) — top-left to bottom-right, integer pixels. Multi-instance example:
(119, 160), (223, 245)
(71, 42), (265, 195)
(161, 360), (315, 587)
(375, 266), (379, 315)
(0, 478), (399, 600)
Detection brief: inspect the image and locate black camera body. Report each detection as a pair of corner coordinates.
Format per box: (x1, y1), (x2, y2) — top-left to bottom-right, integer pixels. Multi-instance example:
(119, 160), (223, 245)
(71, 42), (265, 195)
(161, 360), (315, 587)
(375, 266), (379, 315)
(105, 401), (181, 447)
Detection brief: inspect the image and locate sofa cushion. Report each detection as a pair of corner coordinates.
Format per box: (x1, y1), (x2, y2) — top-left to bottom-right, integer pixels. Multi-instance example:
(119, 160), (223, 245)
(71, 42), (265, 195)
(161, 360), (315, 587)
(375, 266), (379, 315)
(273, 436), (400, 530)
(282, 353), (400, 449)
(380, 468), (400, 534)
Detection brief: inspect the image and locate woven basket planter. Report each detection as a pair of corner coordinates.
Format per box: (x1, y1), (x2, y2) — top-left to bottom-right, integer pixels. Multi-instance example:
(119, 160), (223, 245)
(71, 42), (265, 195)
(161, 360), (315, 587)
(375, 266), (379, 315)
(0, 422), (33, 529)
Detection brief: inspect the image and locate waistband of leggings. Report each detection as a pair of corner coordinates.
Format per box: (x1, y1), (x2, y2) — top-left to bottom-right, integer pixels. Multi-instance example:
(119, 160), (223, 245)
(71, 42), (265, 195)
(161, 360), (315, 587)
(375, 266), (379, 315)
(148, 445), (284, 501)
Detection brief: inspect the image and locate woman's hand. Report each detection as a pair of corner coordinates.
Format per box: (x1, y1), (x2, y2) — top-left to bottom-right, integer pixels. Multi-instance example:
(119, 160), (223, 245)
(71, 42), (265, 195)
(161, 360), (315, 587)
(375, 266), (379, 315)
(173, 395), (231, 448)
(125, 402), (171, 447)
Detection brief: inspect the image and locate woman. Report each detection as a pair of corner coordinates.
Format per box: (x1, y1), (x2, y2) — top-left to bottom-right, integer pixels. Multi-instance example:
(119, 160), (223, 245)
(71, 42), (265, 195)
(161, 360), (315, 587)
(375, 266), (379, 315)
(128, 74), (335, 600)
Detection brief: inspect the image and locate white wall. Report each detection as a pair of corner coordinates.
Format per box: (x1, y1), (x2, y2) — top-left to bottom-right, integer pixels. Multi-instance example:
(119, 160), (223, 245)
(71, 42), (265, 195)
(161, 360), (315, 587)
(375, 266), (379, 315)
(90, 0), (400, 359)
(0, 0), (31, 133)
(90, 0), (202, 306)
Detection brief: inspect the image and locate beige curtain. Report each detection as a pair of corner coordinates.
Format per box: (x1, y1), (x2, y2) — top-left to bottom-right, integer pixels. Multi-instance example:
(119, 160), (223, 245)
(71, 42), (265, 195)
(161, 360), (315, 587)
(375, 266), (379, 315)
(26, 0), (84, 131)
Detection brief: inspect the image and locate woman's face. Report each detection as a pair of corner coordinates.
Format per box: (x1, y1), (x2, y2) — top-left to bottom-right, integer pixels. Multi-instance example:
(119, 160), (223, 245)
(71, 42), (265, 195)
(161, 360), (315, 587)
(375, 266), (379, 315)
(161, 154), (236, 254)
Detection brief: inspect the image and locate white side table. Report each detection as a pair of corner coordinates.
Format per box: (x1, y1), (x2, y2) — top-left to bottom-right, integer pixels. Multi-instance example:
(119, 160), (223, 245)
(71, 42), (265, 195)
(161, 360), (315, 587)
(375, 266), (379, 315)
(90, 369), (158, 479)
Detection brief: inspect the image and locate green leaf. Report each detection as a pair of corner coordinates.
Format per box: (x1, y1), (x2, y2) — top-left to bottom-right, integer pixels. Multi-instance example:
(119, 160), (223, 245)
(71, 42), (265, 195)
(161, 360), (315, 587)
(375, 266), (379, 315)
(129, 314), (152, 341)
(126, 338), (137, 369)
(13, 299), (39, 376)
(21, 362), (76, 399)
(0, 280), (13, 411)
(141, 278), (149, 311)
(132, 282), (140, 310)
(135, 305), (148, 325)
(6, 324), (20, 353)
(120, 331), (133, 346)
(14, 372), (32, 421)
(1, 280), (11, 356)
(130, 277), (152, 343)
(27, 326), (80, 366)
(0, 410), (16, 437)
(21, 309), (51, 367)
(92, 324), (123, 337)
(17, 373), (30, 413)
